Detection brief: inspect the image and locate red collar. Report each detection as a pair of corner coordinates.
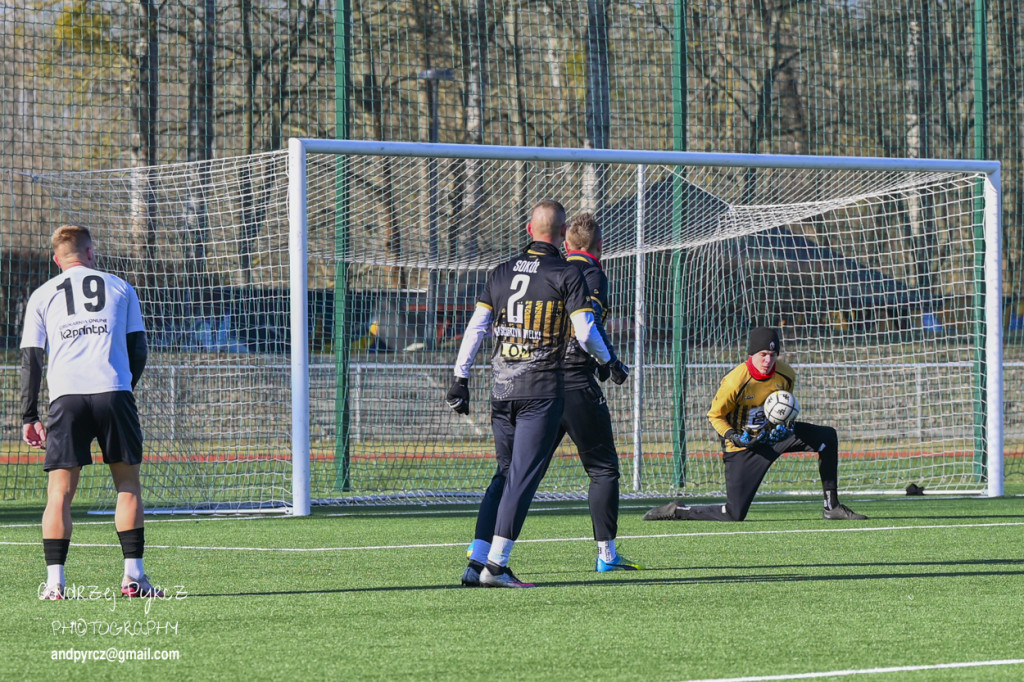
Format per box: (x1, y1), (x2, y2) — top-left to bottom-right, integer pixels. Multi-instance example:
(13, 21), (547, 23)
(746, 357), (776, 381)
(565, 249), (601, 268)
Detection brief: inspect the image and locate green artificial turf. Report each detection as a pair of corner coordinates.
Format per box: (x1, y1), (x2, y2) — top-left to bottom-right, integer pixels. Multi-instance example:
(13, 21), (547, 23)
(1, 491), (1023, 681)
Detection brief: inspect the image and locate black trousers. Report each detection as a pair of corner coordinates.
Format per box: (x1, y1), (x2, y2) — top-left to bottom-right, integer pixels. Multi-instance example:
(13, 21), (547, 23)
(473, 397), (564, 542)
(552, 383), (620, 542)
(682, 421), (839, 522)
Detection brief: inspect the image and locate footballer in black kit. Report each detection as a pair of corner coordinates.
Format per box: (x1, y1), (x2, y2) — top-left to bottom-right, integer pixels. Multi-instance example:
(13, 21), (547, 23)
(475, 240), (592, 545)
(546, 210), (638, 571)
(556, 249), (629, 556)
(484, 241), (588, 401)
(447, 200), (613, 587)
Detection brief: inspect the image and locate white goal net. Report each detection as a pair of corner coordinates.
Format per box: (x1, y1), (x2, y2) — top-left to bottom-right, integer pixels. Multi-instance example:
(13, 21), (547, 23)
(7, 141), (1003, 512)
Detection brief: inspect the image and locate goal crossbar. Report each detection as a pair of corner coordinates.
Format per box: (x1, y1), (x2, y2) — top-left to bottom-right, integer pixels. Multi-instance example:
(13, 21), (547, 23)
(295, 139), (1001, 174)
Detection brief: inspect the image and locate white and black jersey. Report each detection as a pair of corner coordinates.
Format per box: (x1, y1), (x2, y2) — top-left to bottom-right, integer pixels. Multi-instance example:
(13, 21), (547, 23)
(20, 266), (145, 402)
(479, 241), (592, 400)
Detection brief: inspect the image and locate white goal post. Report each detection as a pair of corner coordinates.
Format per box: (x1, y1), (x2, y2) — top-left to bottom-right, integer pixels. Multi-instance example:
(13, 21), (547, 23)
(285, 138), (1003, 516)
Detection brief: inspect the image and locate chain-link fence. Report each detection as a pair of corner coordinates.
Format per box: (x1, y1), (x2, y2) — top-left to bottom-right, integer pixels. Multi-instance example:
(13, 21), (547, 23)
(2, 1), (1021, 501)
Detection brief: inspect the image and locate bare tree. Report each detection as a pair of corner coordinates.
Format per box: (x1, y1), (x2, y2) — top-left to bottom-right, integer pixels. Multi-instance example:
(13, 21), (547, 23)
(239, 0), (256, 156)
(267, 1), (321, 151)
(995, 0), (1023, 286)
(581, 0), (609, 212)
(186, 0), (216, 272)
(236, 0), (259, 284)
(904, 3), (937, 308)
(129, 0), (160, 263)
(457, 0), (486, 261)
(502, 3), (530, 226)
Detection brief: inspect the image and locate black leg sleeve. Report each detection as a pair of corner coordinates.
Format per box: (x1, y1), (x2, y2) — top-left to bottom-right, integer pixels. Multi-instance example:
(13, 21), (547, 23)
(791, 422), (839, 490)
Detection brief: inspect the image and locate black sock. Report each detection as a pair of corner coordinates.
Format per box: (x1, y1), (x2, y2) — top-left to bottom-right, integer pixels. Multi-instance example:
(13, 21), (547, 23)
(43, 538), (70, 566)
(117, 528), (145, 559)
(824, 489), (839, 510)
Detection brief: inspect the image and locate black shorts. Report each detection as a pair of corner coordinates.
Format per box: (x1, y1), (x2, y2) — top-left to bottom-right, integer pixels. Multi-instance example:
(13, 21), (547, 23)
(44, 392), (144, 472)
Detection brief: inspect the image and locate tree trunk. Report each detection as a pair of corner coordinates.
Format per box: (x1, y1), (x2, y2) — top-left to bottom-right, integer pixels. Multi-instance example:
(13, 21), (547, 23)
(356, 6), (404, 288)
(237, 0), (258, 285)
(240, 0), (255, 157)
(998, 0), (1022, 287)
(461, 0), (486, 260)
(129, 0), (159, 265)
(906, 7), (936, 302)
(742, 2), (775, 204)
(414, 1), (433, 293)
(582, 0), (609, 213)
(542, 3), (565, 123)
(186, 0), (216, 274)
(505, 5), (529, 228)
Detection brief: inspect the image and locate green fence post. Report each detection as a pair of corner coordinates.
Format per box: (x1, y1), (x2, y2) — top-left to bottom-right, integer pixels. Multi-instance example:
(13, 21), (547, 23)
(333, 0), (352, 492)
(671, 0), (688, 485)
(972, 0), (988, 482)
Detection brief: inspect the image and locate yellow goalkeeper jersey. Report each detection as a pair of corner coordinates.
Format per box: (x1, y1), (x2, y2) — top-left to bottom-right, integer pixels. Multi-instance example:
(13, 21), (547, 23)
(707, 359), (796, 452)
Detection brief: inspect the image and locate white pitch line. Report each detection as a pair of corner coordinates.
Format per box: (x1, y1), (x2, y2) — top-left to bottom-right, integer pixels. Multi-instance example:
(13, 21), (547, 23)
(619, 520), (1024, 541)
(1, 520), (1021, 553)
(0, 502), (636, 527)
(678, 658), (1024, 682)
(0, 540), (464, 552)
(0, 515), (265, 529)
(2, 493), (1005, 528)
(325, 503), (603, 518)
(319, 495), (982, 518)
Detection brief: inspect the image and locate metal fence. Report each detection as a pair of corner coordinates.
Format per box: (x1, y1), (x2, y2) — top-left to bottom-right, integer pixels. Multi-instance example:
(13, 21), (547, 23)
(2, 1), (1022, 497)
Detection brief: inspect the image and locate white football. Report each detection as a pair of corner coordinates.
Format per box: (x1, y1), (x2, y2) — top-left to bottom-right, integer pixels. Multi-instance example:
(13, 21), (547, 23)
(764, 390), (799, 425)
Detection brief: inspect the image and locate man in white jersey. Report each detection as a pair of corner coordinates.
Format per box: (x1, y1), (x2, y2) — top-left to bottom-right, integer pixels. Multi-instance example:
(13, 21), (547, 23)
(21, 224), (163, 600)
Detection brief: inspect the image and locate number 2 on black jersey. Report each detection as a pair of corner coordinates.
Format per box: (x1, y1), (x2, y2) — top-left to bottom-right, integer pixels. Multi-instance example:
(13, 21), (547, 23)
(56, 275), (107, 315)
(506, 274), (530, 324)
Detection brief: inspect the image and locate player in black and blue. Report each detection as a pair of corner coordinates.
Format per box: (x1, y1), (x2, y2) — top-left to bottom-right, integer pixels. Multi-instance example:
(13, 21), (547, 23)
(556, 212), (640, 572)
(21, 224), (163, 600)
(446, 200), (614, 588)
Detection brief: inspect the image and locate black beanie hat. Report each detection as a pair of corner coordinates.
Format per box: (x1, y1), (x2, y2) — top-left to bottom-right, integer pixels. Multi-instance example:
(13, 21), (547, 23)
(747, 327), (781, 355)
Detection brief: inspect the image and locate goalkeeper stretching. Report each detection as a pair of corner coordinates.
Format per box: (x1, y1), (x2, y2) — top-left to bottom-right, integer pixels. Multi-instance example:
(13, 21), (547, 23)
(643, 327), (866, 522)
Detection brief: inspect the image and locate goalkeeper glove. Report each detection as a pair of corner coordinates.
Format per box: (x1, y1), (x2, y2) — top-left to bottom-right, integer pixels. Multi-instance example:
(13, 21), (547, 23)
(596, 363), (611, 382)
(725, 428), (763, 449)
(764, 423), (792, 445)
(602, 358), (630, 385)
(445, 376), (470, 415)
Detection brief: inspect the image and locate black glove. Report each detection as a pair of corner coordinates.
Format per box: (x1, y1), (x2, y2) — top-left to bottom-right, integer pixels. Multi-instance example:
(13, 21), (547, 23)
(596, 363), (611, 382)
(724, 428), (763, 449)
(603, 358), (629, 385)
(445, 376), (470, 415)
